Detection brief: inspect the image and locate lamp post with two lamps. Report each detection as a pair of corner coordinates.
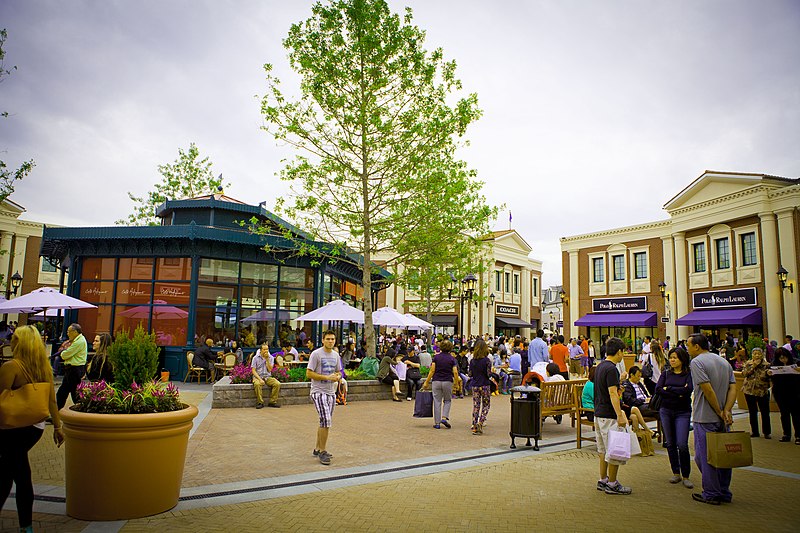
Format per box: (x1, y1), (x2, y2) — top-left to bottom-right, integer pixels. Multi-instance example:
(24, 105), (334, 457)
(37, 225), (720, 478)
(448, 273), (477, 347)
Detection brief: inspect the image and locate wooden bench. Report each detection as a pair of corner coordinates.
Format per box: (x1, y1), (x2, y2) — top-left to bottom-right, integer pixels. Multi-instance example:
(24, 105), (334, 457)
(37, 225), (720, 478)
(539, 378), (586, 428)
(574, 383), (596, 449)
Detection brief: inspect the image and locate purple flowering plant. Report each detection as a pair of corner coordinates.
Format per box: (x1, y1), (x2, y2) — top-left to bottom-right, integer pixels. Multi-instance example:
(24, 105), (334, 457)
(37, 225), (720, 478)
(71, 325), (184, 414)
(229, 363), (252, 384)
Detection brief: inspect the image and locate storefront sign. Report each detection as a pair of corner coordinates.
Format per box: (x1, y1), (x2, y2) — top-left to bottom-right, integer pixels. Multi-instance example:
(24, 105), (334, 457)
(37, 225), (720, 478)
(556, 320), (563, 327)
(592, 296), (647, 313)
(661, 316), (670, 323)
(692, 288), (757, 309)
(496, 304), (519, 315)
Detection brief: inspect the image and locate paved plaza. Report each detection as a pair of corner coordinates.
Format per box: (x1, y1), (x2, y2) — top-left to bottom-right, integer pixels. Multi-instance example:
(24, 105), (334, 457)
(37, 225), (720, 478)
(2, 384), (798, 533)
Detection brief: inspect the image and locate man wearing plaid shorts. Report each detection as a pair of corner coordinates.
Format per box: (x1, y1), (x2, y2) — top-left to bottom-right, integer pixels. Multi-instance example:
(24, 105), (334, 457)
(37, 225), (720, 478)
(306, 330), (342, 466)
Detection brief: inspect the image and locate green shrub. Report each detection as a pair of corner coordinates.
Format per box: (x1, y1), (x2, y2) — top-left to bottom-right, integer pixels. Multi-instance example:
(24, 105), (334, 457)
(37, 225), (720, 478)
(744, 333), (766, 358)
(420, 365), (430, 377)
(108, 325), (159, 390)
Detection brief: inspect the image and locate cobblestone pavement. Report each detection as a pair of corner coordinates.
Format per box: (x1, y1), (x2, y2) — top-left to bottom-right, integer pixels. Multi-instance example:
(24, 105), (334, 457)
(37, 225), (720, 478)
(2, 384), (798, 532)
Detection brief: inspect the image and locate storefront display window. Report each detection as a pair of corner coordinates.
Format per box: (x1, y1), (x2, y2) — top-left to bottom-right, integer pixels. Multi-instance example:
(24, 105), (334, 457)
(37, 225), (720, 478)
(196, 283), (237, 308)
(81, 258), (116, 280)
(156, 257), (192, 280)
(240, 262), (278, 285)
(115, 281), (153, 306)
(198, 258), (239, 283)
(78, 281), (114, 305)
(280, 265), (314, 289)
(76, 306), (113, 344)
(118, 258), (154, 280)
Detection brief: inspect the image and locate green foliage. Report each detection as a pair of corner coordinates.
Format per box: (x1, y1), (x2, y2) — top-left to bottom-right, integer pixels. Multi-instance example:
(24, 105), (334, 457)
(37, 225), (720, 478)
(344, 368), (371, 380)
(420, 365), (430, 378)
(0, 29), (35, 206)
(744, 333), (766, 358)
(73, 379), (183, 414)
(117, 142), (227, 225)
(287, 366), (309, 382)
(108, 326), (160, 390)
(259, 0), (496, 357)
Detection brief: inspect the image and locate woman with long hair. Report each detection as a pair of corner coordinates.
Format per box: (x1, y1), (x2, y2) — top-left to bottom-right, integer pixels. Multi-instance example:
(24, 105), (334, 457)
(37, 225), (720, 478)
(0, 325), (64, 533)
(86, 332), (114, 383)
(654, 347), (693, 488)
(469, 339), (492, 435)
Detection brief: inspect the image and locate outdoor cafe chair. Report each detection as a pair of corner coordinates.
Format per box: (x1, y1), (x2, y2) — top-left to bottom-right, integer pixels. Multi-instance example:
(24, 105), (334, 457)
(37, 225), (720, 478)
(214, 353), (236, 378)
(184, 352), (212, 383)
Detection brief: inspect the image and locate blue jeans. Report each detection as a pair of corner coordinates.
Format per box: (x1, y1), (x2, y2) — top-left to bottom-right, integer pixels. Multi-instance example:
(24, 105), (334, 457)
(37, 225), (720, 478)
(660, 407), (691, 478)
(693, 421), (733, 502)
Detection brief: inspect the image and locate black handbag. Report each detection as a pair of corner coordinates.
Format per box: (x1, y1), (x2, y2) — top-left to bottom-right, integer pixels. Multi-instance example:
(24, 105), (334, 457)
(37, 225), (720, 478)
(641, 354), (654, 380)
(648, 389), (663, 411)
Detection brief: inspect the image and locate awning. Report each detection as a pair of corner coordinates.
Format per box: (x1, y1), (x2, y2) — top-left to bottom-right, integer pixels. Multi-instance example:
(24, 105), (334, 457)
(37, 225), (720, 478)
(675, 308), (762, 326)
(496, 316), (533, 328)
(574, 312), (658, 327)
(415, 314), (457, 327)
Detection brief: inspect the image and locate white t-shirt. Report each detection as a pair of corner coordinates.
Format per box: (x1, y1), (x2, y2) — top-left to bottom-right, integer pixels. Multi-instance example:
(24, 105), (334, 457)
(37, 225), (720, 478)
(546, 374), (566, 382)
(308, 347), (341, 396)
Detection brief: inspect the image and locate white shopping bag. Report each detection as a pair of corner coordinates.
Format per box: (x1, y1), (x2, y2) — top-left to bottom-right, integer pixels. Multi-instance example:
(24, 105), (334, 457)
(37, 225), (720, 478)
(605, 427), (632, 464)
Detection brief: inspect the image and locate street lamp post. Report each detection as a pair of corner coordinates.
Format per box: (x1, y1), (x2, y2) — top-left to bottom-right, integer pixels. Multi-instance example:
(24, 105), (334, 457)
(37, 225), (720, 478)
(448, 272), (477, 346)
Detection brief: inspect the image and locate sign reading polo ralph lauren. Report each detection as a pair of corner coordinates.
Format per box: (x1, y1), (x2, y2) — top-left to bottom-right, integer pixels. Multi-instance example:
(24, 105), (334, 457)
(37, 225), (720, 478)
(592, 296), (647, 313)
(692, 288), (757, 309)
(496, 304), (519, 315)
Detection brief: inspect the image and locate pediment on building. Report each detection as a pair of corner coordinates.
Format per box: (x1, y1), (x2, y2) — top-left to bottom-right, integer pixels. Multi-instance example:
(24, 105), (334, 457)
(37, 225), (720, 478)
(663, 171), (795, 213)
(487, 229), (533, 254)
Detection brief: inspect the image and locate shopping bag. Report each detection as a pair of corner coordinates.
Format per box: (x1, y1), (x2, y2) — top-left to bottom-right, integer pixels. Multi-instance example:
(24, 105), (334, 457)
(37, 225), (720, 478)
(706, 430), (753, 468)
(413, 390), (433, 418)
(633, 428), (653, 456)
(605, 427), (632, 464)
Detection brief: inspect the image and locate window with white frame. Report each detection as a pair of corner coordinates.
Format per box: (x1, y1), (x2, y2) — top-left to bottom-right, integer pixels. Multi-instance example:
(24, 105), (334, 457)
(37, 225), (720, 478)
(693, 242), (706, 273)
(593, 257), (605, 282)
(513, 273), (519, 294)
(533, 277), (538, 299)
(504, 272), (510, 293)
(612, 254), (625, 281)
(715, 237), (730, 270)
(633, 252), (647, 279)
(495, 271), (501, 292)
(41, 259), (57, 273)
(741, 232), (757, 266)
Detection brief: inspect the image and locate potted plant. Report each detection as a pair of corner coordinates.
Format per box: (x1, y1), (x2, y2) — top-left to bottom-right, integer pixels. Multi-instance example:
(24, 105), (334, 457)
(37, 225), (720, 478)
(59, 325), (198, 521)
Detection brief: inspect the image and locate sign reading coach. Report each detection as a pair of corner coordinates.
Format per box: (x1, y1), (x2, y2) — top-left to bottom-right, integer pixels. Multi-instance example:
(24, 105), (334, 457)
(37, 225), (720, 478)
(496, 304), (519, 315)
(592, 296), (647, 313)
(692, 288), (757, 309)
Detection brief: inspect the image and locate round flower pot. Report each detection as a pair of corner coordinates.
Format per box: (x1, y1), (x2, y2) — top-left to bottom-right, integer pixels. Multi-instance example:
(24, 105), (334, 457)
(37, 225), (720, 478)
(60, 404), (198, 521)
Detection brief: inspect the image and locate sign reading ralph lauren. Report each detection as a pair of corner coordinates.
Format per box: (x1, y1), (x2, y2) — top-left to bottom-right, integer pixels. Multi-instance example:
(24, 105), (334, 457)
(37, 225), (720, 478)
(692, 288), (757, 309)
(496, 304), (519, 315)
(592, 296), (647, 313)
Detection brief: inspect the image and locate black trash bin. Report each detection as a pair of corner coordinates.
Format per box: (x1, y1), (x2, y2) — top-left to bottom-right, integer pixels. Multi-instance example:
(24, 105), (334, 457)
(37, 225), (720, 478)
(509, 385), (541, 450)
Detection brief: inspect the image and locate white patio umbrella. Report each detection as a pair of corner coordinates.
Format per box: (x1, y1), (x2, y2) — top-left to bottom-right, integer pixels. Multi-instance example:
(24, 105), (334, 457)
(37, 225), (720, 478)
(371, 306), (409, 327)
(0, 287), (96, 329)
(403, 313), (434, 331)
(295, 299), (365, 323)
(240, 309), (292, 324)
(28, 308), (64, 321)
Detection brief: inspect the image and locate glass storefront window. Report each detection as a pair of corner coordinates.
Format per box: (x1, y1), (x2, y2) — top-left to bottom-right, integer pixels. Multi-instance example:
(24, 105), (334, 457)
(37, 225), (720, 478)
(156, 257), (192, 280)
(81, 258), (116, 280)
(196, 283), (237, 308)
(241, 262), (278, 285)
(113, 306), (149, 337)
(194, 306), (236, 347)
(239, 285), (276, 308)
(76, 305), (113, 344)
(239, 307), (278, 347)
(116, 281), (153, 306)
(77, 281), (114, 305)
(153, 282), (191, 306)
(198, 258), (239, 283)
(281, 266), (314, 289)
(118, 258), (154, 280)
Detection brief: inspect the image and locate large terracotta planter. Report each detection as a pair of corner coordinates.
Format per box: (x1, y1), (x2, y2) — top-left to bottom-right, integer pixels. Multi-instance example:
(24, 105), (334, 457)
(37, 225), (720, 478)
(60, 404), (198, 521)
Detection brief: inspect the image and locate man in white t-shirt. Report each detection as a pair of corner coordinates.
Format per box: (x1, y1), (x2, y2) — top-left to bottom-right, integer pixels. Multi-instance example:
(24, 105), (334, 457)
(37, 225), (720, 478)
(306, 330), (342, 466)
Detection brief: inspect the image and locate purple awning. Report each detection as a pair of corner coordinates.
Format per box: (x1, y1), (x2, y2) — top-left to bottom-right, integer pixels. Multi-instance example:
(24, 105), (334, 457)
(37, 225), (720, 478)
(574, 312), (657, 327)
(675, 308), (762, 326)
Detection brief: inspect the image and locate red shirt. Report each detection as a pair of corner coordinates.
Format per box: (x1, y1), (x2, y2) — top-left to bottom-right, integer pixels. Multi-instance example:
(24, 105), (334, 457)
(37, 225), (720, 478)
(550, 344), (569, 373)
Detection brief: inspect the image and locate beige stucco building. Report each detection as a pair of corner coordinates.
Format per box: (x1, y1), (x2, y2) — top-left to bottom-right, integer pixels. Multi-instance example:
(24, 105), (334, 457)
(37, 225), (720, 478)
(1, 199), (61, 312)
(560, 171), (799, 348)
(380, 229), (544, 339)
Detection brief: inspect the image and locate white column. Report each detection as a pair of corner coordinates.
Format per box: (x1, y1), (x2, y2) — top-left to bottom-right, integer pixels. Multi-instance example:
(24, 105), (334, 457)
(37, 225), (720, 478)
(521, 267), (531, 339)
(673, 233), (690, 340)
(661, 235), (677, 342)
(0, 232), (13, 294)
(759, 212), (785, 341)
(776, 209), (799, 337)
(569, 251), (579, 336)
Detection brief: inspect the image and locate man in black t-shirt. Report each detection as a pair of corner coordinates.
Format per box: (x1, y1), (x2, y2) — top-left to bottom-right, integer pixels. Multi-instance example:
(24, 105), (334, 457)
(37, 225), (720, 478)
(593, 337), (632, 495)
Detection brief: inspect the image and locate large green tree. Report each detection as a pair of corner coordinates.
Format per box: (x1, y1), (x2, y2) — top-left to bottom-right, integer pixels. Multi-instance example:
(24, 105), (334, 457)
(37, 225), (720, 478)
(117, 142), (227, 225)
(0, 28), (35, 204)
(260, 0), (495, 355)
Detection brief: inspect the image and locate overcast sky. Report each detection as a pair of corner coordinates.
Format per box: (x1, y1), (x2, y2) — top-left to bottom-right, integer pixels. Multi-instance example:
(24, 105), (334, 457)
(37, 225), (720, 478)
(1, 0), (798, 288)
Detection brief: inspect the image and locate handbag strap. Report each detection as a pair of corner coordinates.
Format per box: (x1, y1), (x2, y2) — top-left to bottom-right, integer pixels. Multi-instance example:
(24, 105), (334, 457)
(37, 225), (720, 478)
(11, 359), (43, 388)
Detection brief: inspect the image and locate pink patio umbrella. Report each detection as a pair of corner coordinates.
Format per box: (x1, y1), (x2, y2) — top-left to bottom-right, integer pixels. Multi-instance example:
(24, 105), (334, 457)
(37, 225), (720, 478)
(118, 300), (189, 320)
